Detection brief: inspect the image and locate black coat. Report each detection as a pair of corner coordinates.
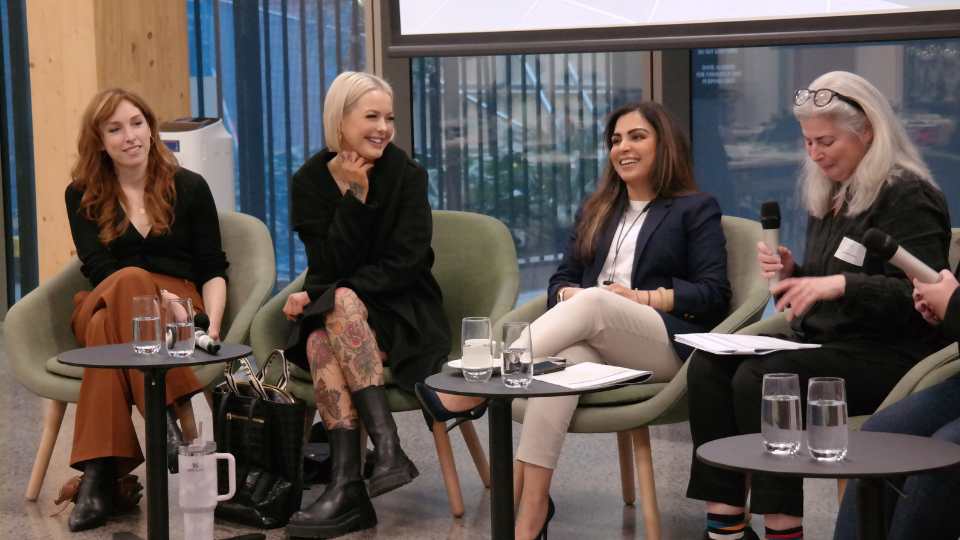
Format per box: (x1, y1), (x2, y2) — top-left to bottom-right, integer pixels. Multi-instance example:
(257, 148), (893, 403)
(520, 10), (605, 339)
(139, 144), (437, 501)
(285, 143), (451, 392)
(548, 192), (731, 359)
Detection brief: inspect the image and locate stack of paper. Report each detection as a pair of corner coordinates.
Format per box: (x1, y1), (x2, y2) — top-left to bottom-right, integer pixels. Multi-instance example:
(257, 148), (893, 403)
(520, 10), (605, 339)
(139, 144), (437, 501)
(534, 362), (652, 389)
(675, 333), (821, 355)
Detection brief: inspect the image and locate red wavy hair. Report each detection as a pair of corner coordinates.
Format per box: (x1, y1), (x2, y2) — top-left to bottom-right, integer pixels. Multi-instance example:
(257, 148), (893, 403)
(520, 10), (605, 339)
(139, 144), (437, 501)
(70, 88), (178, 244)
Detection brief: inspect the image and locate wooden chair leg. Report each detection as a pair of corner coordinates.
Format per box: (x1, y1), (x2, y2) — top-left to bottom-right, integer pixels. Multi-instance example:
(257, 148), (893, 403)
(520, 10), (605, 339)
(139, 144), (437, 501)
(459, 420), (490, 488)
(432, 421), (465, 518)
(26, 399), (67, 501)
(617, 431), (637, 505)
(514, 459), (524, 507)
(837, 478), (847, 504)
(632, 427), (662, 540)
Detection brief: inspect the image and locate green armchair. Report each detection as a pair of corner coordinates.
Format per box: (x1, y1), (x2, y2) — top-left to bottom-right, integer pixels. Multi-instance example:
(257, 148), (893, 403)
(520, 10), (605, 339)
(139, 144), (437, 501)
(7, 211), (276, 501)
(250, 209), (519, 517)
(500, 216), (770, 540)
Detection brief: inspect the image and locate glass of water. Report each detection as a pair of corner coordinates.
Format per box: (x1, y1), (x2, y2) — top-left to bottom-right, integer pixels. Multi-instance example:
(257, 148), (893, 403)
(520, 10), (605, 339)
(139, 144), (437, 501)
(132, 295), (161, 354)
(501, 322), (533, 388)
(807, 377), (848, 461)
(164, 297), (195, 358)
(461, 317), (493, 383)
(761, 373), (802, 455)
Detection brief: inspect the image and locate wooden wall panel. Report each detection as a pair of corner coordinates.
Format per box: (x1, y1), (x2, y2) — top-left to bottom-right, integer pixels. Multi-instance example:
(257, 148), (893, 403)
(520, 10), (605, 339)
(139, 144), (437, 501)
(27, 0), (190, 282)
(26, 0), (99, 280)
(94, 0), (190, 124)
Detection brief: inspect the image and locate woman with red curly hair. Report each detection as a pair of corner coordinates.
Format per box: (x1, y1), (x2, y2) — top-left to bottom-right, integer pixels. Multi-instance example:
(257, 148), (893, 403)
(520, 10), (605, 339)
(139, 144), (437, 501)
(64, 88), (228, 532)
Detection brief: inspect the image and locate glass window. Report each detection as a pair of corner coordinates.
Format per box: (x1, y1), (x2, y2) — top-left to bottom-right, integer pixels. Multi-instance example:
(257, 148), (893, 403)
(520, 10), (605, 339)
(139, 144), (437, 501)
(412, 52), (651, 303)
(692, 39), (960, 259)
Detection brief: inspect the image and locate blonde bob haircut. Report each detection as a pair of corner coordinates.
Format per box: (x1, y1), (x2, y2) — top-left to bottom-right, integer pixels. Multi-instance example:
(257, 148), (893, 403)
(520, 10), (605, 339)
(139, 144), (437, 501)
(322, 71), (394, 151)
(793, 70), (935, 218)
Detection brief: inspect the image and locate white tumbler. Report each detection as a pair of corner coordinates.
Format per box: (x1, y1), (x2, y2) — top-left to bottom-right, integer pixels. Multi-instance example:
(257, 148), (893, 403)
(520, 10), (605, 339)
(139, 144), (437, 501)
(178, 440), (236, 540)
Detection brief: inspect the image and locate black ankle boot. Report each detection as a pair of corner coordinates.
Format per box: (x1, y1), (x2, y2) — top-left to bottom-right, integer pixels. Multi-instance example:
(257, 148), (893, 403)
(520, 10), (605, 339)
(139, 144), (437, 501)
(286, 428), (377, 539)
(166, 410), (183, 474)
(351, 386), (419, 497)
(68, 458), (114, 532)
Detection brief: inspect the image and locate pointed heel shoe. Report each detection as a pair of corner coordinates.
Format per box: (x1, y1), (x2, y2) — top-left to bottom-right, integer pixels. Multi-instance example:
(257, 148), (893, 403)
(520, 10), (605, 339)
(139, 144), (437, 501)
(536, 496), (556, 540)
(414, 382), (487, 430)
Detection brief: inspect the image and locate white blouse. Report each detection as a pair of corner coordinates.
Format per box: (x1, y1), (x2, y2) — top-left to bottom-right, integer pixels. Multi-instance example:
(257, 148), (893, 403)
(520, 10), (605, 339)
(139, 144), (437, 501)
(596, 199), (650, 288)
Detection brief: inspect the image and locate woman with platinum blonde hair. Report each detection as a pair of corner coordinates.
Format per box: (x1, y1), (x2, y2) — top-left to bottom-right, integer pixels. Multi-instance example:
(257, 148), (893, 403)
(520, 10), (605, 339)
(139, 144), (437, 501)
(685, 70), (952, 540)
(281, 71), (450, 539)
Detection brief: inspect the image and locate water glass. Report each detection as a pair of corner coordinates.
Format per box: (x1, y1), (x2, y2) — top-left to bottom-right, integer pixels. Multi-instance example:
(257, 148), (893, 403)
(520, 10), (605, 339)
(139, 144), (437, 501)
(761, 373), (802, 455)
(807, 377), (848, 461)
(461, 317), (493, 383)
(132, 295), (161, 354)
(501, 322), (533, 388)
(164, 297), (195, 358)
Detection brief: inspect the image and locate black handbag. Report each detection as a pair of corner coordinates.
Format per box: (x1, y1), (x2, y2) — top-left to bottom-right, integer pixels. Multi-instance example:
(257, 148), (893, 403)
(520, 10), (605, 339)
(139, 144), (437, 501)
(212, 350), (306, 529)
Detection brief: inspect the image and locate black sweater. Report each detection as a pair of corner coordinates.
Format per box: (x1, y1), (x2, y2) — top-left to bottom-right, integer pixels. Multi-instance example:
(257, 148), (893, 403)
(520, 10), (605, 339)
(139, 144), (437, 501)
(65, 168), (229, 289)
(286, 143), (451, 391)
(792, 171), (951, 358)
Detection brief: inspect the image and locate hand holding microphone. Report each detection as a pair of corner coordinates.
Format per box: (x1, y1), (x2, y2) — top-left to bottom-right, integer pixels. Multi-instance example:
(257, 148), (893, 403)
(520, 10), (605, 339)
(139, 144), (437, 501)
(758, 201), (795, 287)
(193, 313), (221, 354)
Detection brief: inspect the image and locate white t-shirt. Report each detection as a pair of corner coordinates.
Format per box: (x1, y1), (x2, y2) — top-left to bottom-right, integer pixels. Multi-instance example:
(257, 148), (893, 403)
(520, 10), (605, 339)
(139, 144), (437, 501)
(596, 200), (651, 288)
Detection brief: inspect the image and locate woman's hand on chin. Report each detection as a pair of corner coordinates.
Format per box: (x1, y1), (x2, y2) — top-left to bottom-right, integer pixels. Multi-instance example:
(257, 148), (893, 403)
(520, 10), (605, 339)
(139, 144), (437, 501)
(332, 151), (373, 202)
(771, 275), (845, 320)
(282, 291), (311, 321)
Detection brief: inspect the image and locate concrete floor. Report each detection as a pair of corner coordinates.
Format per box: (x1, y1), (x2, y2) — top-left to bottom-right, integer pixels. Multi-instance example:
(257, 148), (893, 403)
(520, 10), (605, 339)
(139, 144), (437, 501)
(0, 338), (841, 539)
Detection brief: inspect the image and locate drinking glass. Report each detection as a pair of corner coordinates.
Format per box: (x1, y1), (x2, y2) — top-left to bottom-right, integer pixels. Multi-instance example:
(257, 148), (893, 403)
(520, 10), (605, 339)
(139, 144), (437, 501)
(164, 297), (195, 358)
(761, 373), (802, 455)
(461, 317), (493, 383)
(501, 322), (533, 388)
(807, 377), (848, 461)
(132, 295), (161, 354)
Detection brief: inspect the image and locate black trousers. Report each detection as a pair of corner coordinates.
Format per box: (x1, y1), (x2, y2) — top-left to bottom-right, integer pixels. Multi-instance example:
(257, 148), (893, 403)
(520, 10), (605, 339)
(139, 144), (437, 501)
(685, 339), (916, 516)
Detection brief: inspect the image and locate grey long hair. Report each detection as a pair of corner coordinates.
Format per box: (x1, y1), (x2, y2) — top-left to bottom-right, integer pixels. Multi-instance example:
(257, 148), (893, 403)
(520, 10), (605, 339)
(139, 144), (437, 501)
(793, 71), (935, 218)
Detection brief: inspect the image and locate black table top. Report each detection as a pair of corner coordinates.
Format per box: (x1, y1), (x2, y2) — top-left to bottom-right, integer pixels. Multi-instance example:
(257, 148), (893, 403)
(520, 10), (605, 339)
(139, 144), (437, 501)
(58, 343), (252, 370)
(697, 432), (960, 479)
(425, 367), (646, 399)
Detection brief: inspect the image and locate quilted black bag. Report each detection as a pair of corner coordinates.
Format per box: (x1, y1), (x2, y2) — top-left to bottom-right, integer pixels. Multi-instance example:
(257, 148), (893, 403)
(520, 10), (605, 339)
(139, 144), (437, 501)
(212, 350), (306, 529)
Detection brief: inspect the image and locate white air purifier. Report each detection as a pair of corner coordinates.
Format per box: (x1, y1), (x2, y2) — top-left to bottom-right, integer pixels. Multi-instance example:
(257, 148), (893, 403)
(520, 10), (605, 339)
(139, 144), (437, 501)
(160, 118), (236, 212)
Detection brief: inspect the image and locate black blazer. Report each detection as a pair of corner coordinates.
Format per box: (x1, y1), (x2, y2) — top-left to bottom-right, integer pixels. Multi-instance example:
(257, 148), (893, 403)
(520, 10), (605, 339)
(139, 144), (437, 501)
(285, 143), (451, 392)
(548, 192), (731, 359)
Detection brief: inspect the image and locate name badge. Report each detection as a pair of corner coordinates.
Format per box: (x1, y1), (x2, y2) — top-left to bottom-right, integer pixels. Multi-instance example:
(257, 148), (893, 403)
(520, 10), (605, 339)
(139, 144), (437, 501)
(834, 236), (866, 267)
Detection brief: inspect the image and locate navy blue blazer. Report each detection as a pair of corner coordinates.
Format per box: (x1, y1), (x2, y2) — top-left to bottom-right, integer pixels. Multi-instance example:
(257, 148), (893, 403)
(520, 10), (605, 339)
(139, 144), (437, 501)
(547, 192), (731, 359)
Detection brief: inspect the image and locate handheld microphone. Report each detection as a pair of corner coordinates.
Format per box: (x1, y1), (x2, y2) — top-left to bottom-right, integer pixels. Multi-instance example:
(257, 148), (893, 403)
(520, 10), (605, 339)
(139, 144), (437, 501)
(760, 201), (781, 287)
(193, 313), (221, 354)
(862, 228), (942, 284)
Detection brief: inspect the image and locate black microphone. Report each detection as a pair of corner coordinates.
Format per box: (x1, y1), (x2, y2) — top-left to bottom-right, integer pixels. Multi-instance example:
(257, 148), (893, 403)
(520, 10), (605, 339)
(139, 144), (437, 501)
(193, 313), (221, 354)
(862, 228), (941, 284)
(760, 201), (781, 288)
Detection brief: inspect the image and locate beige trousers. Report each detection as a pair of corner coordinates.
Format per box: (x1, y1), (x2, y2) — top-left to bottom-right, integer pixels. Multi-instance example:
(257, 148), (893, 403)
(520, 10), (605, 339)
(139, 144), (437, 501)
(515, 287), (681, 469)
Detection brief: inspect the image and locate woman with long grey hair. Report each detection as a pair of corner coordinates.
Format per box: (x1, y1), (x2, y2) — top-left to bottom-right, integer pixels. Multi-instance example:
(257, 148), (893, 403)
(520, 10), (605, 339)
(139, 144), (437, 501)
(685, 70), (952, 540)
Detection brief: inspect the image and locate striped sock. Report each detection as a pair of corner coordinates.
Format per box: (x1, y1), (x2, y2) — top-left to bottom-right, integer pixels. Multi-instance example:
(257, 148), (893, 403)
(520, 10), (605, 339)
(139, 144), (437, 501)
(765, 525), (803, 539)
(707, 512), (748, 539)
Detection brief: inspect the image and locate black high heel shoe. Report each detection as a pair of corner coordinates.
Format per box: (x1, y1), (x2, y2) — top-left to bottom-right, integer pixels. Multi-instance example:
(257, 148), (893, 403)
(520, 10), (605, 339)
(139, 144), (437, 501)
(414, 382), (487, 429)
(536, 496), (556, 540)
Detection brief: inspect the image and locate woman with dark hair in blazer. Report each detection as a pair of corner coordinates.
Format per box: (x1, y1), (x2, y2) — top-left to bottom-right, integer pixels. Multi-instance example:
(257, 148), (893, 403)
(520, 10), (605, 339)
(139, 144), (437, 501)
(417, 101), (731, 540)
(281, 71), (451, 539)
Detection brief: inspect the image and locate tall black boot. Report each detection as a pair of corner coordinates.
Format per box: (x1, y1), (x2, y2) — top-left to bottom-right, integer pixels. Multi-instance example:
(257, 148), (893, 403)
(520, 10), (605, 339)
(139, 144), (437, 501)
(68, 457), (114, 532)
(352, 386), (419, 497)
(286, 427), (377, 539)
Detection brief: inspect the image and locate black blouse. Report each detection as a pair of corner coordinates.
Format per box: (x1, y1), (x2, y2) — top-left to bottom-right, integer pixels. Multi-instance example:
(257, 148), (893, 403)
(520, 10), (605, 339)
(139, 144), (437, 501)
(792, 170), (950, 354)
(65, 168), (229, 289)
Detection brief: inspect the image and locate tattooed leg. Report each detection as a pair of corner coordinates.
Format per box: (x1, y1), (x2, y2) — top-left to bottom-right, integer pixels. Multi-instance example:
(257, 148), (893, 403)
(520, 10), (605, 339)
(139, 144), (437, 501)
(324, 288), (385, 391)
(306, 328), (358, 429)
